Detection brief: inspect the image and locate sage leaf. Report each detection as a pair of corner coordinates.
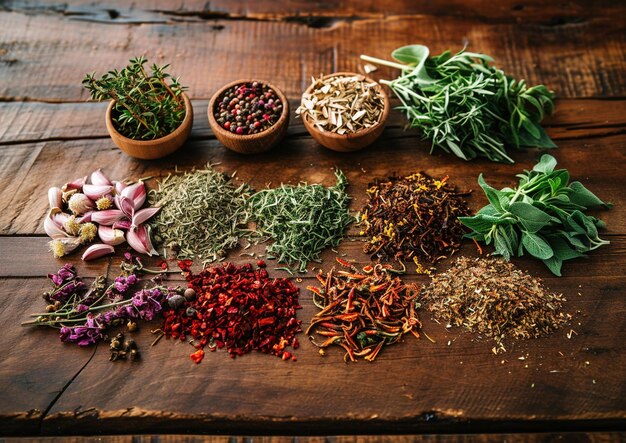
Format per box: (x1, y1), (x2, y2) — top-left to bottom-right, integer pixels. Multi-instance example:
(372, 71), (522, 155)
(543, 256), (563, 277)
(532, 154), (557, 174)
(569, 181), (612, 208)
(522, 232), (553, 259)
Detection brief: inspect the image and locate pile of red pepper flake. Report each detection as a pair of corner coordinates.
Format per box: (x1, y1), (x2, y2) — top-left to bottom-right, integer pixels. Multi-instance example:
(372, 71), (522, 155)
(307, 258), (422, 363)
(162, 260), (302, 363)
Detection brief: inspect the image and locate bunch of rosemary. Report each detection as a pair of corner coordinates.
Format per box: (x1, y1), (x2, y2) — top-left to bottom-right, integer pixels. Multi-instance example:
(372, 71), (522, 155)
(83, 56), (187, 140)
(362, 45), (556, 163)
(249, 170), (354, 273)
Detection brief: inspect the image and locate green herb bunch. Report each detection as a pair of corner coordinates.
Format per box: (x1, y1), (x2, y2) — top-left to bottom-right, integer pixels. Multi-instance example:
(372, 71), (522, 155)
(459, 155), (612, 275)
(83, 56), (187, 140)
(362, 45), (556, 163)
(249, 170), (354, 273)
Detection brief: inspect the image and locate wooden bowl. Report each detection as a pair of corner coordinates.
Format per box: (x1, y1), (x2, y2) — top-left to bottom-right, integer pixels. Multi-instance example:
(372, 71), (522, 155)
(301, 72), (390, 152)
(208, 79), (290, 154)
(106, 92), (193, 160)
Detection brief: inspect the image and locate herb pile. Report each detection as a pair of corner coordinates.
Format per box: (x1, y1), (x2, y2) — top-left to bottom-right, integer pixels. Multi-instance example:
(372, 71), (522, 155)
(149, 165), (255, 265)
(307, 258), (421, 362)
(45, 169), (160, 260)
(296, 74), (385, 134)
(359, 172), (471, 272)
(162, 260), (302, 363)
(421, 256), (570, 353)
(249, 170), (353, 273)
(83, 56), (187, 140)
(460, 154), (611, 275)
(362, 45), (555, 163)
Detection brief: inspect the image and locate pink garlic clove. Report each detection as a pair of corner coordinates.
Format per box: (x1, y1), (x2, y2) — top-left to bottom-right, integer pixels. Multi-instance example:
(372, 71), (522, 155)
(98, 225), (126, 246)
(68, 193), (94, 215)
(44, 208), (68, 239)
(83, 184), (114, 201)
(90, 169), (112, 186)
(48, 187), (63, 209)
(62, 176), (87, 192)
(131, 207), (160, 229)
(49, 236), (82, 258)
(121, 182), (146, 212)
(81, 243), (115, 261)
(90, 209), (126, 226)
(127, 224), (158, 256)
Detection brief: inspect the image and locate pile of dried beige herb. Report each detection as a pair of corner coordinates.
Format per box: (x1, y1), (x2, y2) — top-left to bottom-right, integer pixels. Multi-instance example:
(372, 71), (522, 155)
(296, 74), (385, 134)
(420, 256), (570, 353)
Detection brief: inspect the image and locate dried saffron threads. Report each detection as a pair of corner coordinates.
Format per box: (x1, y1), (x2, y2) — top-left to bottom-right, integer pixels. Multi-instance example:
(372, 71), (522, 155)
(359, 172), (471, 271)
(249, 170), (354, 273)
(162, 260), (302, 362)
(307, 258), (421, 363)
(148, 164), (255, 265)
(420, 256), (571, 353)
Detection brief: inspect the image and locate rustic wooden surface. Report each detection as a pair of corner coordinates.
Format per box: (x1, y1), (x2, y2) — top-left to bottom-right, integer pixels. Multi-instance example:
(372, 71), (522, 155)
(0, 0), (625, 439)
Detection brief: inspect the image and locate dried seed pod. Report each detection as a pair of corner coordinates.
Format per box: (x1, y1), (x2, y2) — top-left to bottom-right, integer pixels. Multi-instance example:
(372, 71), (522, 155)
(127, 320), (138, 332)
(129, 348), (140, 361)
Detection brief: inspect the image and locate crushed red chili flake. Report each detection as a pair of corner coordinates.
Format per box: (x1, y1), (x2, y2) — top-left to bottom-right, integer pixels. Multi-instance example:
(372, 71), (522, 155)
(163, 261), (302, 361)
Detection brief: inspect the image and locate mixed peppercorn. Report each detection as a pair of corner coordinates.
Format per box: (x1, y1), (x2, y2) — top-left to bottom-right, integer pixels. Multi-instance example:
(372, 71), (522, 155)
(214, 81), (283, 135)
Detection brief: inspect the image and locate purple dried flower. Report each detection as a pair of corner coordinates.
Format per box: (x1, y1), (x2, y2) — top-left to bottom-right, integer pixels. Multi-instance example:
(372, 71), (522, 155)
(76, 304), (89, 313)
(131, 288), (163, 321)
(49, 280), (86, 303)
(48, 264), (77, 287)
(59, 315), (103, 346)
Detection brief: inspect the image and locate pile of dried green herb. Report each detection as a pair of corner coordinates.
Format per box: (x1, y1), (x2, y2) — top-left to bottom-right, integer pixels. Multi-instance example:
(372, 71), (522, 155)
(249, 170), (353, 273)
(148, 165), (255, 265)
(359, 172), (471, 272)
(421, 256), (570, 353)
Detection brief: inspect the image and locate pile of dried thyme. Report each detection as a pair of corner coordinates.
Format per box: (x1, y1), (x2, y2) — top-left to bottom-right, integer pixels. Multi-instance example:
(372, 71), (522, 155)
(420, 256), (570, 353)
(249, 170), (354, 273)
(307, 258), (421, 362)
(148, 165), (255, 265)
(359, 172), (471, 271)
(296, 74), (385, 134)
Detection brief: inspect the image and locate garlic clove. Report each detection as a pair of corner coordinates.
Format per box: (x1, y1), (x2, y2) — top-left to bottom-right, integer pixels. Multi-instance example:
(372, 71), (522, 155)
(127, 224), (158, 256)
(113, 219), (132, 230)
(44, 208), (68, 239)
(49, 236), (82, 258)
(98, 225), (126, 246)
(62, 176), (86, 193)
(90, 209), (126, 226)
(81, 243), (115, 261)
(116, 194), (135, 217)
(90, 169), (112, 186)
(121, 182), (146, 212)
(83, 184), (114, 201)
(48, 187), (63, 209)
(68, 193), (94, 215)
(131, 207), (160, 229)
(114, 180), (127, 196)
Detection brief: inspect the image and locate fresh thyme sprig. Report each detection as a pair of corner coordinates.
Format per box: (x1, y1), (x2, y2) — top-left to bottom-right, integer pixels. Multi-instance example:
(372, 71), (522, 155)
(361, 45), (556, 163)
(83, 56), (187, 140)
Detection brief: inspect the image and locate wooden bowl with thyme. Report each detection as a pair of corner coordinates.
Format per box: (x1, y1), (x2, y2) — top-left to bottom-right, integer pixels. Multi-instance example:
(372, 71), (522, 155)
(208, 79), (290, 154)
(297, 72), (389, 152)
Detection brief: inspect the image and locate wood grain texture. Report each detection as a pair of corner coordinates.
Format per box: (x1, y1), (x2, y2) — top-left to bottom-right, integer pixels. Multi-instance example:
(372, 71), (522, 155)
(0, 0), (625, 437)
(0, 8), (625, 101)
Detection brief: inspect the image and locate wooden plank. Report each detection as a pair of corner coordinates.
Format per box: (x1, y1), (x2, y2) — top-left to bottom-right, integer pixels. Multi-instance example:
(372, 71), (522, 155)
(0, 277), (98, 435)
(4, 433), (626, 442)
(0, 10), (624, 101)
(2, 98), (626, 144)
(5, 0), (626, 25)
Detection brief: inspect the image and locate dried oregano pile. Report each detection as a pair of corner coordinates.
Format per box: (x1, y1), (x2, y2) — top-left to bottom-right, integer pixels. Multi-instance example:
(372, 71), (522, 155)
(149, 165), (255, 264)
(420, 256), (570, 353)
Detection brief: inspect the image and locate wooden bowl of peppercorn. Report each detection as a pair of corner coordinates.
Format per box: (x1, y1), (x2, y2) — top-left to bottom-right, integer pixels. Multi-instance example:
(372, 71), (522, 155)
(208, 79), (290, 154)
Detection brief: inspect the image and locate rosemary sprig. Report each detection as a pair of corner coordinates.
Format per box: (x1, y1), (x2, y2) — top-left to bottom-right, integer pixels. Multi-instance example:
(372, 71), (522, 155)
(362, 45), (556, 163)
(249, 170), (354, 273)
(83, 56), (187, 140)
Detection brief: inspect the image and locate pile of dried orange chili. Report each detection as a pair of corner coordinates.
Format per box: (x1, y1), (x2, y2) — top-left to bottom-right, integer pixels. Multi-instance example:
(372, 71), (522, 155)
(162, 260), (301, 363)
(306, 258), (421, 362)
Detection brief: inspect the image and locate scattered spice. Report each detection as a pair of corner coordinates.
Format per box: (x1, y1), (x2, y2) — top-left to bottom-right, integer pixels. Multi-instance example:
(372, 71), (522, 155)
(307, 258), (421, 363)
(421, 256), (571, 353)
(214, 81), (283, 135)
(162, 261), (302, 362)
(149, 165), (255, 265)
(359, 172), (471, 270)
(249, 170), (353, 273)
(296, 74), (385, 135)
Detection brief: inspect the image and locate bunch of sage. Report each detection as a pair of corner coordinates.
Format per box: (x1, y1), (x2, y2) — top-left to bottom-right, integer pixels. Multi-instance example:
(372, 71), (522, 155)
(361, 45), (555, 163)
(249, 170), (354, 273)
(459, 155), (612, 275)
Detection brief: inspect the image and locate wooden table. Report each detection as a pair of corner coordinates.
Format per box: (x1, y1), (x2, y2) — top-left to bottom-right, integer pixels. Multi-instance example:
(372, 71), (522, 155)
(1, 0), (625, 440)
